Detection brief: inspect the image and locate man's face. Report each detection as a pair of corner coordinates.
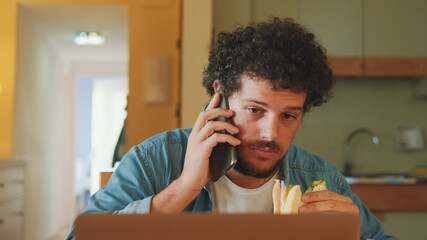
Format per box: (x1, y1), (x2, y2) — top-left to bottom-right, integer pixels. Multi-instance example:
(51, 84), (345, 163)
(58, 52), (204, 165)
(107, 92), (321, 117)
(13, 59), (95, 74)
(227, 75), (306, 178)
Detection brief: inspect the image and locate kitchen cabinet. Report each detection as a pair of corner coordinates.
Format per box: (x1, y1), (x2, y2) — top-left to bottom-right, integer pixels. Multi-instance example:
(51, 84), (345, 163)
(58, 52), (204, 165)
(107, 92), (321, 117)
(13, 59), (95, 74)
(298, 0), (365, 76)
(299, 0), (427, 57)
(364, 0), (427, 58)
(350, 183), (427, 221)
(362, 0), (427, 78)
(0, 161), (25, 240)
(214, 0), (363, 56)
(215, 0), (427, 77)
(299, 0), (427, 77)
(299, 0), (363, 57)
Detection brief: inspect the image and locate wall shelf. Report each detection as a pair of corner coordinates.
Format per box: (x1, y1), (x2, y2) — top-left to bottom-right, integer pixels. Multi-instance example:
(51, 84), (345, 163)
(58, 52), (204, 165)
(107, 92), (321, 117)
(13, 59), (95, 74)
(328, 57), (427, 78)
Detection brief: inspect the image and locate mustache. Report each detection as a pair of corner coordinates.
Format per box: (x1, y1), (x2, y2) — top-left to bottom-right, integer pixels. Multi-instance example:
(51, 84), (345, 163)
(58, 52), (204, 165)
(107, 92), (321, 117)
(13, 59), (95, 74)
(246, 140), (283, 153)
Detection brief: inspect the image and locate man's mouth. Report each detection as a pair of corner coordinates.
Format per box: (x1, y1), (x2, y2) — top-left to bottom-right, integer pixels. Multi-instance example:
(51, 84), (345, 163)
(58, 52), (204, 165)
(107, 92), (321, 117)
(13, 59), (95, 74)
(251, 147), (279, 159)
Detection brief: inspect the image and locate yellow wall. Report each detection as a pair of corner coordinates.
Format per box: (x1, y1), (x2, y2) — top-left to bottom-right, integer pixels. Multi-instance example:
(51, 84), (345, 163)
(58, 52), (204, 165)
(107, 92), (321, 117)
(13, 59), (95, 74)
(0, 1), (17, 158)
(1, 0), (181, 157)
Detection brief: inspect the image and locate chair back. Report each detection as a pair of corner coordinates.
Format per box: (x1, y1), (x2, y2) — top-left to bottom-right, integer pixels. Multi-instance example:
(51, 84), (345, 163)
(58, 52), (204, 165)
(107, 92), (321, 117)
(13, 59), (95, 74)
(99, 171), (114, 188)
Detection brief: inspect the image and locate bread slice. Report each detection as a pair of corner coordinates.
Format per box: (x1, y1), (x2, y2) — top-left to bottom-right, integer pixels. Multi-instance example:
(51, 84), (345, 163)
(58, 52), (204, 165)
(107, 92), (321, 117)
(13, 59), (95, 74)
(272, 180), (281, 214)
(282, 185), (302, 214)
(272, 180), (327, 215)
(279, 183), (288, 214)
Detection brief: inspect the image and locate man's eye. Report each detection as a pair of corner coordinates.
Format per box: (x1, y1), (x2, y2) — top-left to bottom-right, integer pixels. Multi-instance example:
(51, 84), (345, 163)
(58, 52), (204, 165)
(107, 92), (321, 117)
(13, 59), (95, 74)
(247, 108), (260, 114)
(283, 113), (296, 120)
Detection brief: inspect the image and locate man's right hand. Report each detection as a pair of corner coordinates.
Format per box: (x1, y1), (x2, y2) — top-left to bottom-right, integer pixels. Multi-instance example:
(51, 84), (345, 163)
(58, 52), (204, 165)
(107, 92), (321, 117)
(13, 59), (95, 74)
(150, 92), (240, 213)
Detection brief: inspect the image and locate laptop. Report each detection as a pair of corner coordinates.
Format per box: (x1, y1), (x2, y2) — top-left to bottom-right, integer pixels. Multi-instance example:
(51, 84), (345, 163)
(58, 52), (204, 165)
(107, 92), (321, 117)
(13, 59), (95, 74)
(75, 213), (360, 240)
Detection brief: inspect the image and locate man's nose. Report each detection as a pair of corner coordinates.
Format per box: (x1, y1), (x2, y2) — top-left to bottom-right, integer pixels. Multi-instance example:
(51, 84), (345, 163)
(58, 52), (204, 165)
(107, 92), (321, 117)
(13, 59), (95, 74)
(260, 115), (279, 141)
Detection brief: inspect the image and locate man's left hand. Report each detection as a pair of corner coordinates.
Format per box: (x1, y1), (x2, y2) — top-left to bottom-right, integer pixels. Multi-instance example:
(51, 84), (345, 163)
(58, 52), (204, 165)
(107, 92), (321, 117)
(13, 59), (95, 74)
(299, 190), (359, 214)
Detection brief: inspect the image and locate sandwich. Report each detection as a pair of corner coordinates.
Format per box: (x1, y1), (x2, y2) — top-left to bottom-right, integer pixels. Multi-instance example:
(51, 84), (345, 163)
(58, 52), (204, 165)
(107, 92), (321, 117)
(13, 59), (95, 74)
(272, 180), (327, 214)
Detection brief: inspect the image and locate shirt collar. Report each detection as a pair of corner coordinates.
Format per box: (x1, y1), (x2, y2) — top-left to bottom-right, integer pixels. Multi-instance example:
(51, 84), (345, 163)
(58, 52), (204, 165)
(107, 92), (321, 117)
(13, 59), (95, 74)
(205, 154), (289, 194)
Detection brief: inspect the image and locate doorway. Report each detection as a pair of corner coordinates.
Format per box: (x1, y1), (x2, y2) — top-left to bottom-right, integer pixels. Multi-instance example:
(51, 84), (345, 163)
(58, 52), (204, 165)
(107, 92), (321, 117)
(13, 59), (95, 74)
(15, 3), (128, 239)
(75, 75), (128, 213)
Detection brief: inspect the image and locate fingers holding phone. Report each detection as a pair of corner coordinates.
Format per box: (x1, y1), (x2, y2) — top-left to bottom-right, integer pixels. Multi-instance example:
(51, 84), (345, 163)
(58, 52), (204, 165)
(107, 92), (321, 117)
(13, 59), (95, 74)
(195, 93), (232, 130)
(180, 92), (240, 191)
(207, 91), (239, 182)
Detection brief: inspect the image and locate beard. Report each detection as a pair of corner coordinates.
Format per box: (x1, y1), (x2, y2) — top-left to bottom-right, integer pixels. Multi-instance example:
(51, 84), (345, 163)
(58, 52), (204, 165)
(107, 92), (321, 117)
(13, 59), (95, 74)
(234, 140), (285, 179)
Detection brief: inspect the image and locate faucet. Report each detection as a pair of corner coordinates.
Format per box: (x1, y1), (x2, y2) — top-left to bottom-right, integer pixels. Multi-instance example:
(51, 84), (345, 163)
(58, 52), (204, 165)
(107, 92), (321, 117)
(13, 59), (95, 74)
(343, 128), (380, 177)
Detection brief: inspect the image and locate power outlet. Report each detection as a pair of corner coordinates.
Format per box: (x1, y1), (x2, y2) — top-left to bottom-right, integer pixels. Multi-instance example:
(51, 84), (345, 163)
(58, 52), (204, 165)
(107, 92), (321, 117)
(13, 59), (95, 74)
(395, 126), (424, 151)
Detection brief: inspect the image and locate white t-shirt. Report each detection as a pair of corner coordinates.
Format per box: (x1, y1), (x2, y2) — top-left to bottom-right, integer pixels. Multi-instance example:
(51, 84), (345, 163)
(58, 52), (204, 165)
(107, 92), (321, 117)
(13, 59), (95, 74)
(210, 172), (278, 213)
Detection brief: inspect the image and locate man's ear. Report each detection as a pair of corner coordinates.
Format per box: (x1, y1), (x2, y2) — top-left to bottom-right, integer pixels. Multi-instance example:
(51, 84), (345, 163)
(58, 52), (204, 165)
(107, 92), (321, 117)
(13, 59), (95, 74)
(212, 79), (223, 93)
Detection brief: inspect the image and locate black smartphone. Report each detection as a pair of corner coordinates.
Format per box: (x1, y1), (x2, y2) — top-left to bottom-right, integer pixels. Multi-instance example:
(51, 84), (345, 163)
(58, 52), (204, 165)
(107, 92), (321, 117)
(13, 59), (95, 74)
(203, 91), (237, 182)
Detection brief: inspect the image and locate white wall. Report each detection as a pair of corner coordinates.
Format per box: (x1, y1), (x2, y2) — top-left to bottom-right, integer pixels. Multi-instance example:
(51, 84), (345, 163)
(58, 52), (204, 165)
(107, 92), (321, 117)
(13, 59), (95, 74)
(14, 6), (74, 240)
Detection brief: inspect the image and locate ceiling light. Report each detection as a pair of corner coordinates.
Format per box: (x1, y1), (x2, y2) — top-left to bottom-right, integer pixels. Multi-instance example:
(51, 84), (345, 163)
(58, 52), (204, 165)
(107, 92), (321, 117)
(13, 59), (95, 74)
(74, 31), (105, 45)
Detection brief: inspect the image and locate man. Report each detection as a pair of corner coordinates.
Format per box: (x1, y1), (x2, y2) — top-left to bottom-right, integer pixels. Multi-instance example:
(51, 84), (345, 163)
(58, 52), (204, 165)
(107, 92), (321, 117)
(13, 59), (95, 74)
(67, 18), (396, 239)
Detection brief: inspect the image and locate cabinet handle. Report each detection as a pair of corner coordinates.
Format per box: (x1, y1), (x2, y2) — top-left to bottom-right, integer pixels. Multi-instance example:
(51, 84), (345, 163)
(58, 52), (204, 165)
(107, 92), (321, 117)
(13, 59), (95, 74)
(0, 182), (4, 188)
(0, 218), (3, 224)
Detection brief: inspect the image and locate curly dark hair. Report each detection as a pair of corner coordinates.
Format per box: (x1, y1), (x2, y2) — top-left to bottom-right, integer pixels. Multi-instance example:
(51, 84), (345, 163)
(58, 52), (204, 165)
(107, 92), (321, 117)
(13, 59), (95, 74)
(202, 17), (334, 112)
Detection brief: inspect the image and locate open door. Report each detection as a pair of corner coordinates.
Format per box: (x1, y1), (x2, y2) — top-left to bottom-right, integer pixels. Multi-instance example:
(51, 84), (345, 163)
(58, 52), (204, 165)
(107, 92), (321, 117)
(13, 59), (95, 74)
(126, 0), (181, 148)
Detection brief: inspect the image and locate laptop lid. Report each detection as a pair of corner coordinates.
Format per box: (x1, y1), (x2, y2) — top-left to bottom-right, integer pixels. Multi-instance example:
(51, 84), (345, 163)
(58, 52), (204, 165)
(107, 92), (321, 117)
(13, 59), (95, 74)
(75, 213), (360, 240)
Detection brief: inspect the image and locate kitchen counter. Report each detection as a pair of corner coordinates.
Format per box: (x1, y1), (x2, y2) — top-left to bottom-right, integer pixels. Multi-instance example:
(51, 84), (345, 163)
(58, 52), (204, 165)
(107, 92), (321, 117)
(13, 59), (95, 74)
(350, 183), (427, 221)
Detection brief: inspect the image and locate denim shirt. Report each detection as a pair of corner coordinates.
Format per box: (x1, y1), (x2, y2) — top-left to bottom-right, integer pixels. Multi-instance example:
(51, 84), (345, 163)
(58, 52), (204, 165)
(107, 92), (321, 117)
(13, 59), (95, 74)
(66, 128), (397, 240)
